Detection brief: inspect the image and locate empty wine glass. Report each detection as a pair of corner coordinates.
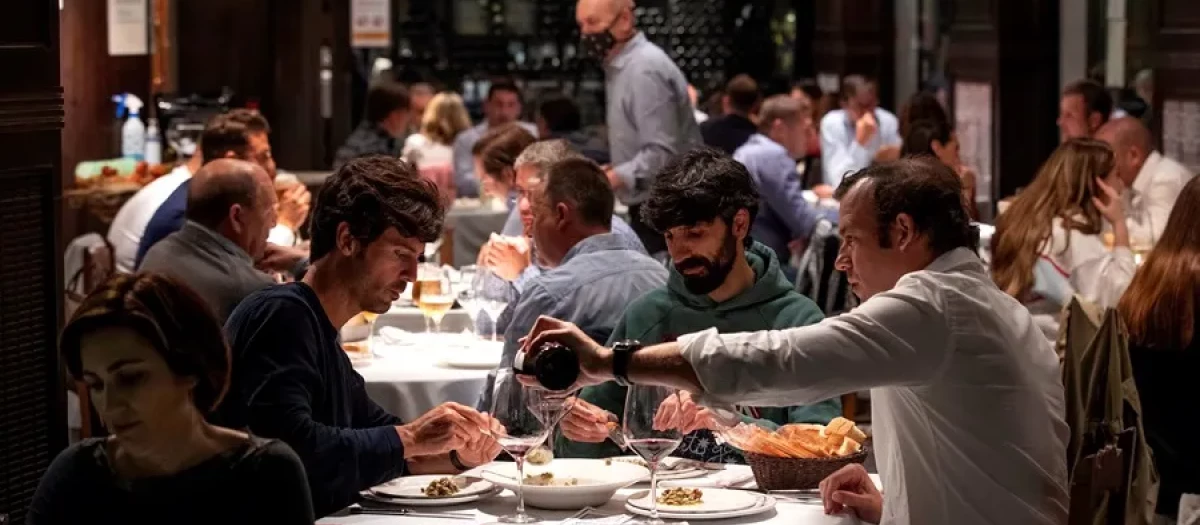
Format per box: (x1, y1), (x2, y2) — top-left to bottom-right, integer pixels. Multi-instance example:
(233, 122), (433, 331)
(475, 267), (512, 341)
(624, 385), (684, 525)
(489, 370), (550, 524)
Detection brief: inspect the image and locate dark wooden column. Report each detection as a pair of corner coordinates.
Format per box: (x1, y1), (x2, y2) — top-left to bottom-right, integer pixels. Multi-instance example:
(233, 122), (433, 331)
(1151, 0), (1200, 173)
(812, 0), (896, 110)
(946, 0), (1060, 212)
(0, 0), (65, 522)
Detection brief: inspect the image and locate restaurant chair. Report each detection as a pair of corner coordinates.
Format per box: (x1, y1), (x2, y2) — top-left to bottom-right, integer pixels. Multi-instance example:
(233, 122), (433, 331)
(64, 234), (115, 440)
(1059, 296), (1157, 525)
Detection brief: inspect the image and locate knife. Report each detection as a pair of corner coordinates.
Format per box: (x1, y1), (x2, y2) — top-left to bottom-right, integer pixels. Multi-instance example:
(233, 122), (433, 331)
(349, 504), (474, 520)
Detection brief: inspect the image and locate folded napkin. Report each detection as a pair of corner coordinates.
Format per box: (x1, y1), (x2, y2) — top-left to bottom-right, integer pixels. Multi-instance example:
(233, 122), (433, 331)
(658, 469), (755, 489)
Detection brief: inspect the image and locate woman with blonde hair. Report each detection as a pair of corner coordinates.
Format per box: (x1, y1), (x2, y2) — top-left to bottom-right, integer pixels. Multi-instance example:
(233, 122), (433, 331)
(991, 138), (1135, 335)
(402, 92), (471, 200)
(1118, 176), (1200, 522)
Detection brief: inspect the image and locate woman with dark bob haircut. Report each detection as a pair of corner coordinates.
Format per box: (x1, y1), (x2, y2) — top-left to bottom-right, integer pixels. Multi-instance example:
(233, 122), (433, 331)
(28, 273), (314, 525)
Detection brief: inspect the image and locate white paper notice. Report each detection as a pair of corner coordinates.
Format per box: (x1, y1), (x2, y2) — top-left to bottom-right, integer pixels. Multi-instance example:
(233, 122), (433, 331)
(107, 0), (148, 56)
(351, 0), (391, 48)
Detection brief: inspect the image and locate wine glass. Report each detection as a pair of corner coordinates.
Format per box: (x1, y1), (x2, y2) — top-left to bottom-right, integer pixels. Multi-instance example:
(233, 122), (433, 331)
(527, 388), (578, 460)
(416, 268), (454, 333)
(475, 267), (512, 341)
(489, 370), (550, 524)
(624, 385), (684, 525)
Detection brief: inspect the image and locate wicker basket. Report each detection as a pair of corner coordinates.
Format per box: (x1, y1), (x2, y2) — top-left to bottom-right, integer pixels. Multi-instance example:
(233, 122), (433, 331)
(743, 448), (869, 490)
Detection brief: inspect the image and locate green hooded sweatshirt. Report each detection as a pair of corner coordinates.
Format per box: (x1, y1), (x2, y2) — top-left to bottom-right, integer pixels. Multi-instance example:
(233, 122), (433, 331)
(558, 242), (841, 461)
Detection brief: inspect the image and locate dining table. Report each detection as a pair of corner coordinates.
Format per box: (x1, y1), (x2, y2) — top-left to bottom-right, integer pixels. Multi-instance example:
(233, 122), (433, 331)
(319, 465), (875, 525)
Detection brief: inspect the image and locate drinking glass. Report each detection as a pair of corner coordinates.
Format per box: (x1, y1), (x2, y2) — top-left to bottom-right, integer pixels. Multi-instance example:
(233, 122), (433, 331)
(624, 386), (684, 525)
(475, 267), (512, 341)
(489, 370), (550, 523)
(416, 269), (454, 333)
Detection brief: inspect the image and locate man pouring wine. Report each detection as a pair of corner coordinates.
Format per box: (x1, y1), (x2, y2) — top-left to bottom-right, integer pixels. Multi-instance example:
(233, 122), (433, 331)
(517, 158), (1070, 525)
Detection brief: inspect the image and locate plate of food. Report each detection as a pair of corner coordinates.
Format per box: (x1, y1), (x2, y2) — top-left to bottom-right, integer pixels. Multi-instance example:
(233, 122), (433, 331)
(604, 456), (709, 481)
(367, 475), (499, 506)
(626, 487), (761, 514)
(480, 458), (648, 510)
(625, 492), (777, 521)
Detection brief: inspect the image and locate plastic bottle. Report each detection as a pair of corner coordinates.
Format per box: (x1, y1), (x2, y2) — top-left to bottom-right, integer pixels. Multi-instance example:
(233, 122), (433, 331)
(144, 117), (161, 165)
(121, 94), (145, 161)
(111, 94), (127, 156)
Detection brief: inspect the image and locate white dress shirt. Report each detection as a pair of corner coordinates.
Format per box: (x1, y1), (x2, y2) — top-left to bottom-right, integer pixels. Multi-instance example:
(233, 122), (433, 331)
(402, 133), (454, 169)
(107, 165), (193, 274)
(679, 247), (1069, 525)
(820, 108), (902, 187)
(1126, 151), (1195, 246)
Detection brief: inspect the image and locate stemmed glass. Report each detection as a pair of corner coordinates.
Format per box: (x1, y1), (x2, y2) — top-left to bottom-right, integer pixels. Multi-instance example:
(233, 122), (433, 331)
(416, 267), (454, 333)
(455, 266), (483, 335)
(624, 385), (684, 525)
(488, 370), (550, 523)
(475, 267), (512, 341)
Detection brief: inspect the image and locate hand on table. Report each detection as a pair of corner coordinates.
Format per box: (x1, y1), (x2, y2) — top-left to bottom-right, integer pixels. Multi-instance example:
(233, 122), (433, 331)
(397, 402), (494, 459)
(559, 398), (613, 443)
(518, 316), (611, 390)
(819, 464), (883, 524)
(653, 390), (719, 433)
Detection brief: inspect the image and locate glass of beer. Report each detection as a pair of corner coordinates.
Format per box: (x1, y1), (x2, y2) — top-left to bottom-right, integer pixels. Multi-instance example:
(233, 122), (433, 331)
(416, 266), (454, 333)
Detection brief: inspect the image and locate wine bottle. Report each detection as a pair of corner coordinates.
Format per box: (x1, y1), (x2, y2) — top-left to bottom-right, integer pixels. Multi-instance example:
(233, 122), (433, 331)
(513, 341), (579, 391)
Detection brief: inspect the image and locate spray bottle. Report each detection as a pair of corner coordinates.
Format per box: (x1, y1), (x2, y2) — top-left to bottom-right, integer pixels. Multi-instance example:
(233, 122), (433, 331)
(120, 94), (146, 161)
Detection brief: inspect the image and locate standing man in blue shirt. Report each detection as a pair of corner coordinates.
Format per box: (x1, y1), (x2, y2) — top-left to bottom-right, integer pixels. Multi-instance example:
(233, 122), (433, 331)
(820, 75), (902, 188)
(735, 95), (837, 265)
(576, 0), (701, 256)
(452, 82), (537, 198)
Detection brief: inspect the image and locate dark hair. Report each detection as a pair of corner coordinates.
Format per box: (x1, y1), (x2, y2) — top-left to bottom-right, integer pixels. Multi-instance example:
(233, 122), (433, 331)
(725, 74), (760, 114)
(542, 157), (615, 228)
(791, 78), (823, 102)
(537, 94), (582, 133)
(308, 155), (445, 261)
(60, 273), (231, 413)
(640, 147), (759, 247)
(365, 81), (411, 125)
(1063, 79), (1113, 123)
(186, 160), (263, 229)
(473, 123), (536, 185)
(900, 91), (949, 135)
(839, 75), (875, 102)
(901, 119), (953, 158)
(834, 158), (979, 254)
(199, 113), (253, 163)
(488, 81), (523, 102)
(757, 95), (806, 133)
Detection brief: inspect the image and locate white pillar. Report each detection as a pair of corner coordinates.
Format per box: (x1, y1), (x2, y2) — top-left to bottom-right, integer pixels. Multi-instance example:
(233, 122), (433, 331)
(1060, 0), (1088, 90)
(894, 0), (920, 110)
(1106, 0), (1127, 87)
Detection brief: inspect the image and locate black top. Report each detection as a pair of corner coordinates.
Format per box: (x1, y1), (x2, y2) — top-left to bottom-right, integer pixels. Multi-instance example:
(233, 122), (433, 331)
(700, 114), (758, 155)
(220, 282), (407, 517)
(27, 436), (312, 525)
(1130, 340), (1200, 518)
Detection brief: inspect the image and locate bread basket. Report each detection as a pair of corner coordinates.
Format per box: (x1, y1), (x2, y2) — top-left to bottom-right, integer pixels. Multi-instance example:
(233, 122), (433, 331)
(742, 448), (869, 490)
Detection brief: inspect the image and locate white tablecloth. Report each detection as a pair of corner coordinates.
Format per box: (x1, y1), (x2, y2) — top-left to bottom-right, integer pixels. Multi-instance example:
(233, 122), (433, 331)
(352, 308), (500, 421)
(318, 466), (873, 524)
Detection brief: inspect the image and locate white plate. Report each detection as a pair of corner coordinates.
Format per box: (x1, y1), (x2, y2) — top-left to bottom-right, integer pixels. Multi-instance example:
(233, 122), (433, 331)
(625, 493), (777, 521)
(627, 487), (760, 514)
(439, 348), (502, 370)
(480, 458), (648, 510)
(371, 475), (495, 499)
(363, 487), (502, 507)
(608, 456), (706, 481)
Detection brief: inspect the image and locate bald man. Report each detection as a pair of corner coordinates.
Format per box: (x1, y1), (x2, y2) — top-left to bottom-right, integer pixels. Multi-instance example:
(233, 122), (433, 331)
(1095, 117), (1195, 246)
(140, 159), (279, 322)
(577, 0), (701, 255)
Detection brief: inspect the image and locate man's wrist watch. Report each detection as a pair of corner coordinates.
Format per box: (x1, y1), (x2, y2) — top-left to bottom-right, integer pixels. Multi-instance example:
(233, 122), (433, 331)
(611, 340), (643, 387)
(449, 450), (469, 472)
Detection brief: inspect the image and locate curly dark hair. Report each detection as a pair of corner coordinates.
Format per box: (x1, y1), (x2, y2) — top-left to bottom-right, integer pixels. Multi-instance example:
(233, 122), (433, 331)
(640, 147), (759, 247)
(309, 155), (445, 261)
(834, 157), (978, 255)
(60, 273), (231, 414)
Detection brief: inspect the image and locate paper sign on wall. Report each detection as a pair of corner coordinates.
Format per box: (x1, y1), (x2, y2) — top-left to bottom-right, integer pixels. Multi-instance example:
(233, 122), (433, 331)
(108, 0), (148, 56)
(351, 0), (391, 49)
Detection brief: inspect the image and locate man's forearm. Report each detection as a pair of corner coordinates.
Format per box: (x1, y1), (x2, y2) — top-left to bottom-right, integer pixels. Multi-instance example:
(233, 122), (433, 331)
(627, 342), (704, 392)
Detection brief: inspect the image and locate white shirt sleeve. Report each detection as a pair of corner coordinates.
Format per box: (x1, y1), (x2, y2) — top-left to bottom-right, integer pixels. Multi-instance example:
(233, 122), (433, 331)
(820, 113), (873, 188)
(1054, 227), (1136, 309)
(1127, 164), (1192, 245)
(678, 276), (954, 407)
(268, 225), (297, 247)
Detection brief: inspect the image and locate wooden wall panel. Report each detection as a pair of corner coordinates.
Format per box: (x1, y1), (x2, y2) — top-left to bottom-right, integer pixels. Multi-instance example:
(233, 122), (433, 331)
(0, 0), (65, 522)
(1153, 0), (1200, 172)
(812, 0), (896, 109)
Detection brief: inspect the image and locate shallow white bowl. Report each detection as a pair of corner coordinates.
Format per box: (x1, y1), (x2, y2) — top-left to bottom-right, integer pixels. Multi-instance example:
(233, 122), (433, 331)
(480, 458), (649, 510)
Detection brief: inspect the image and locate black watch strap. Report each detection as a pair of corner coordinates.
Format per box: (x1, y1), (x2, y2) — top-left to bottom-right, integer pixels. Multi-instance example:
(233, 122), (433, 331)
(449, 450), (469, 472)
(612, 340), (642, 387)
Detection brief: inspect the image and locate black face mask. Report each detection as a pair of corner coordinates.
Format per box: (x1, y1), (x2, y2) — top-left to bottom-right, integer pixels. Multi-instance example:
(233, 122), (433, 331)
(580, 30), (617, 60)
(675, 230), (739, 296)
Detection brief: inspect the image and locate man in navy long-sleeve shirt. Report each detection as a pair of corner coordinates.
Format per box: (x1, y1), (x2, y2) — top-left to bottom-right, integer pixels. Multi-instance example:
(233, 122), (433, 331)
(221, 156), (502, 517)
(733, 95), (838, 264)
